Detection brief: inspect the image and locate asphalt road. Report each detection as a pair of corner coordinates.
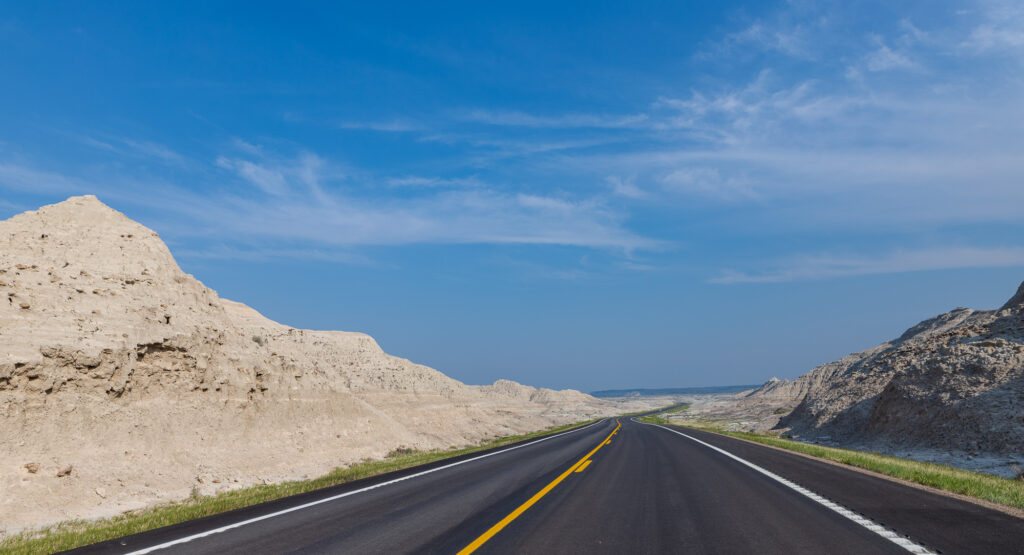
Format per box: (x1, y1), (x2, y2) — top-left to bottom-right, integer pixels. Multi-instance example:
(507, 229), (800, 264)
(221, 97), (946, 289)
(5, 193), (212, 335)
(71, 416), (1024, 554)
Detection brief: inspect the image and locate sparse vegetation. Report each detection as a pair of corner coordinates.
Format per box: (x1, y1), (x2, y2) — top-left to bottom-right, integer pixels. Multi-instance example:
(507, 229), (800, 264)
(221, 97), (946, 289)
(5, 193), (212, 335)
(386, 446), (418, 458)
(0, 419), (596, 555)
(638, 404), (690, 424)
(641, 413), (672, 425)
(638, 414), (1024, 512)
(250, 335), (264, 346)
(773, 408), (790, 415)
(617, 403), (689, 418)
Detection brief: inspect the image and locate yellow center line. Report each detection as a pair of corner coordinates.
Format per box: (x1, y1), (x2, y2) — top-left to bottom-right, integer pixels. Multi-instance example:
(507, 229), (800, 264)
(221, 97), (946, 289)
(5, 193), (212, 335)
(574, 460), (593, 473)
(456, 419), (621, 555)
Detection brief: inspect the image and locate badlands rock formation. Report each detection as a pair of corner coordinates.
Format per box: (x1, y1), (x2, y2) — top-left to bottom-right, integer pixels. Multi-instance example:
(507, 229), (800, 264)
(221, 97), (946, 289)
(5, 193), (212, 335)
(0, 196), (631, 532)
(754, 284), (1024, 461)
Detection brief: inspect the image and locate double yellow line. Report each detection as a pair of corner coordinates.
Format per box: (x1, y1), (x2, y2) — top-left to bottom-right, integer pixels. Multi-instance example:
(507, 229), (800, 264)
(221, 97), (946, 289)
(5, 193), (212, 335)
(457, 419), (622, 554)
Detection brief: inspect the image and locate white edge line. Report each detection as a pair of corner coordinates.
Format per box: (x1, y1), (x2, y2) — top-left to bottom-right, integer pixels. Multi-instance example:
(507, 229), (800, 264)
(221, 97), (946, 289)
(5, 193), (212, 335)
(124, 418), (608, 554)
(637, 419), (936, 555)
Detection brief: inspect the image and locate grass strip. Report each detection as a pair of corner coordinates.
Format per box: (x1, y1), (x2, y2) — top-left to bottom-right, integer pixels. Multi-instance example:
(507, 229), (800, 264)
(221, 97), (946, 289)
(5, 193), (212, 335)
(638, 414), (1024, 511)
(1, 419), (596, 555)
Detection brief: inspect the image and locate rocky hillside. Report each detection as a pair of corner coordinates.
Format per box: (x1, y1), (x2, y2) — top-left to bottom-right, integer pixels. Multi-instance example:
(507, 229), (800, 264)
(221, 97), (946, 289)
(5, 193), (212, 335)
(0, 196), (635, 533)
(758, 283), (1024, 458)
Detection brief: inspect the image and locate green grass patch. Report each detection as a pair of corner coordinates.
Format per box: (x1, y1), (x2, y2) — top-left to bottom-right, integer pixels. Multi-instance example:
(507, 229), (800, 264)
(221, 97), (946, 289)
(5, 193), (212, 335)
(1, 419), (596, 555)
(639, 415), (1024, 511)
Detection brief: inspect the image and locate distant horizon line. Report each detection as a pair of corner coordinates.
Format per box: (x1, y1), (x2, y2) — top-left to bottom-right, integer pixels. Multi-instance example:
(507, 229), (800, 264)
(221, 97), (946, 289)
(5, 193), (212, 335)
(590, 384), (761, 397)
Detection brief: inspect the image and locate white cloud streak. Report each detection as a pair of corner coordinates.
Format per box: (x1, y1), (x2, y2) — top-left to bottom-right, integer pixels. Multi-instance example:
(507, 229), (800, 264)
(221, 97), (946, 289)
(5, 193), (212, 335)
(178, 188), (657, 250)
(461, 109), (649, 129)
(386, 175), (485, 188)
(216, 157), (289, 195)
(0, 153), (658, 253)
(712, 247), (1024, 283)
(335, 119), (423, 132)
(72, 134), (185, 163)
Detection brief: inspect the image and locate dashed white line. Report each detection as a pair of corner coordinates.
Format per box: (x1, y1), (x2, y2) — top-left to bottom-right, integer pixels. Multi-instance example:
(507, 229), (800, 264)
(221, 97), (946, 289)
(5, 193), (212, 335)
(641, 421), (936, 555)
(124, 419), (608, 554)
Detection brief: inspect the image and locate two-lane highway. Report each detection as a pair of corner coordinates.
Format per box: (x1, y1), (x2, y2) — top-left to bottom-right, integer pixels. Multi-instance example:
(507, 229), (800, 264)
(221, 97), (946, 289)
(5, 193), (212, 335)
(72, 416), (1024, 554)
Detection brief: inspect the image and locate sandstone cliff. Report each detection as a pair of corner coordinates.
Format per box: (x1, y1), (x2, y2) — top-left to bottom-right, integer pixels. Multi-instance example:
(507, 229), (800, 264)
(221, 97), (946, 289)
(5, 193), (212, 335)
(0, 196), (627, 532)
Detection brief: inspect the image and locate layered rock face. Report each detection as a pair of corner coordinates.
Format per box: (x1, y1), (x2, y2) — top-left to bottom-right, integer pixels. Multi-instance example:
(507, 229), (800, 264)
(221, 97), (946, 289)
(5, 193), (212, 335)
(0, 196), (620, 531)
(758, 285), (1024, 456)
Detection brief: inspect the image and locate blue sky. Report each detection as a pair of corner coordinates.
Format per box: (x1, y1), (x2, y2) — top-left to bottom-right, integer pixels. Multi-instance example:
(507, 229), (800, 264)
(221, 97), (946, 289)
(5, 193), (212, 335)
(2, 1), (1024, 391)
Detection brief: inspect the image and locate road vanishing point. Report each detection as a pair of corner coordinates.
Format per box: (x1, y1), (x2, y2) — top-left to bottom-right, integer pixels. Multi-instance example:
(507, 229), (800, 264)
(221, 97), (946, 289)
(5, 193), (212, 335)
(71, 415), (1024, 554)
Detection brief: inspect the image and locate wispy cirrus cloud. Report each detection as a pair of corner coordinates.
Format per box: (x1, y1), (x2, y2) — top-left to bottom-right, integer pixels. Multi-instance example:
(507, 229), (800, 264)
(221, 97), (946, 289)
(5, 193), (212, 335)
(282, 111), (424, 132)
(569, 14), (1024, 213)
(386, 175), (485, 188)
(69, 133), (185, 163)
(204, 149), (654, 249)
(650, 72), (875, 142)
(962, 0), (1024, 54)
(658, 167), (757, 200)
(697, 20), (817, 60)
(712, 247), (1024, 284)
(606, 175), (647, 199)
(119, 139), (184, 163)
(216, 151), (333, 198)
(460, 109), (648, 129)
(174, 186), (658, 251)
(417, 133), (621, 166)
(7, 0), (1024, 287)
(172, 244), (375, 265)
(863, 41), (917, 72)
(0, 145), (658, 254)
(335, 119), (424, 132)
(692, 0), (836, 63)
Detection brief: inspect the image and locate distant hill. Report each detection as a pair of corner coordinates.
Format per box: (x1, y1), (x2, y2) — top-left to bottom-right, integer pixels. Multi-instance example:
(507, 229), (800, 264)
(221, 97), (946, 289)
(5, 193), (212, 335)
(591, 385), (759, 398)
